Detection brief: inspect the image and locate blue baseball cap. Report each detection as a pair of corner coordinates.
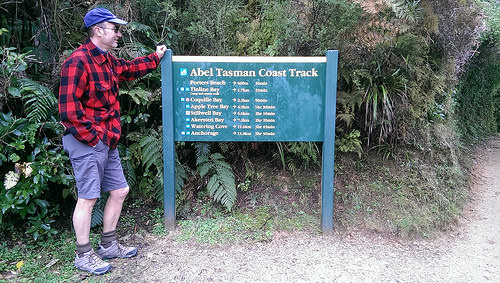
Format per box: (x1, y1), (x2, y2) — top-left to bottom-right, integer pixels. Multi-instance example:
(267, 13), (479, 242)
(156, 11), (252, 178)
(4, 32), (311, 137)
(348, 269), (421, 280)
(84, 8), (128, 28)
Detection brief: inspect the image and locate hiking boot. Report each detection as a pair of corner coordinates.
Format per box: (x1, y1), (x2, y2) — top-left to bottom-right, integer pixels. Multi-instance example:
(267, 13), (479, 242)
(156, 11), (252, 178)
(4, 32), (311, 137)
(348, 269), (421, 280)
(97, 240), (137, 259)
(74, 249), (112, 275)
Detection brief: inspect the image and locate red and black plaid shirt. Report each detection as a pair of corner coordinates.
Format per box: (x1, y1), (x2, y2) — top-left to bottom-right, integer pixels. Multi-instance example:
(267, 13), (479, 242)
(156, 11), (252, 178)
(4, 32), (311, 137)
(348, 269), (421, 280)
(58, 38), (160, 148)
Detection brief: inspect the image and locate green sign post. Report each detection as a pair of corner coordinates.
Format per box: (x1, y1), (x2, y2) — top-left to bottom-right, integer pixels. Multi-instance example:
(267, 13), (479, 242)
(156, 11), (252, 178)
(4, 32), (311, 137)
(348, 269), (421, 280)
(161, 51), (338, 232)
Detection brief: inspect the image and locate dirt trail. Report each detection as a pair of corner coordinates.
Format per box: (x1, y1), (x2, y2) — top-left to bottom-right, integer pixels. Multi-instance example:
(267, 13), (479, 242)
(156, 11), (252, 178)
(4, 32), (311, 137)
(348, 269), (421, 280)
(103, 136), (500, 282)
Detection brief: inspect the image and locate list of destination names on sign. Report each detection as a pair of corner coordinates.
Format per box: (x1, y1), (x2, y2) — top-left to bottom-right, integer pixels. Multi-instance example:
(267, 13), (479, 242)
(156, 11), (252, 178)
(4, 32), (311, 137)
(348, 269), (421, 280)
(172, 60), (326, 141)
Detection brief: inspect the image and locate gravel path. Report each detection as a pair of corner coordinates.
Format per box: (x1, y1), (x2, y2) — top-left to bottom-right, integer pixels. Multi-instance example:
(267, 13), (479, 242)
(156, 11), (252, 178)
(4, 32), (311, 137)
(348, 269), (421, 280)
(103, 136), (500, 282)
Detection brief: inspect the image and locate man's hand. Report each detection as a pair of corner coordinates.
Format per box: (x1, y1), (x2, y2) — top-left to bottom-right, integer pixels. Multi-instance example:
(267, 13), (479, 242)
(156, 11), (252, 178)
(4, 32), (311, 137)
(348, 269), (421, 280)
(156, 45), (167, 59)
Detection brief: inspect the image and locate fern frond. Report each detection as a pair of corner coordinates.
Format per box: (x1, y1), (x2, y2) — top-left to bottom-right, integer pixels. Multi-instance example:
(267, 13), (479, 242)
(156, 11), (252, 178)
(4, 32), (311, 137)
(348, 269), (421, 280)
(196, 152), (236, 210)
(121, 87), (152, 105)
(140, 135), (163, 172)
(91, 207), (104, 228)
(195, 142), (211, 159)
(214, 160), (233, 171)
(129, 22), (157, 40)
(337, 113), (355, 128)
(210, 153), (225, 161)
(338, 91), (363, 110)
(175, 158), (187, 194)
(218, 141), (229, 153)
(19, 78), (57, 123)
(216, 167), (235, 189)
(118, 145), (137, 189)
(91, 193), (109, 228)
(42, 119), (65, 135)
(286, 156), (297, 175)
(153, 173), (165, 202)
(389, 0), (423, 23)
(156, 158), (188, 202)
(207, 173), (236, 211)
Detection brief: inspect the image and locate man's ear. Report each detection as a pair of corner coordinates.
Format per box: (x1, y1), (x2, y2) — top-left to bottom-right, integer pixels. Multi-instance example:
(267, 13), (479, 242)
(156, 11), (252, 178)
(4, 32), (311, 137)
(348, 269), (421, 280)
(94, 26), (101, 37)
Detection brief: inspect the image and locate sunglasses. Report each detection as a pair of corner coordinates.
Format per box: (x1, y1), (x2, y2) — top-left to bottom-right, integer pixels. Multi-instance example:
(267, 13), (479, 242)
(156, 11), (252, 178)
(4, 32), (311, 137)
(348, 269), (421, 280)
(97, 25), (121, 33)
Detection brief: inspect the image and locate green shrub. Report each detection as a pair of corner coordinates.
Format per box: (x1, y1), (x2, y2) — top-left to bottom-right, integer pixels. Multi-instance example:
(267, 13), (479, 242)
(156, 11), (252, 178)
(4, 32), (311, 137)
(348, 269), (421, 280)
(456, 43), (500, 140)
(178, 0), (247, 55)
(0, 47), (72, 240)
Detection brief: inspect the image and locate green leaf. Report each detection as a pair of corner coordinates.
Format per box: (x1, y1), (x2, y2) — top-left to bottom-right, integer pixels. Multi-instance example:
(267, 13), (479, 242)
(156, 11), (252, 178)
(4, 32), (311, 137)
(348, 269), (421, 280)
(2, 204), (11, 214)
(34, 198), (49, 208)
(8, 87), (21, 97)
(62, 188), (70, 199)
(27, 202), (36, 215)
(5, 192), (15, 203)
(15, 64), (27, 72)
(8, 153), (20, 162)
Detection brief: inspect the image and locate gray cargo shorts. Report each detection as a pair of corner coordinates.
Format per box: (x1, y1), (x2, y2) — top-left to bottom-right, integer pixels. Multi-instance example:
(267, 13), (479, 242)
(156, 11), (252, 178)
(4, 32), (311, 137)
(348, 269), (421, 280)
(62, 134), (128, 199)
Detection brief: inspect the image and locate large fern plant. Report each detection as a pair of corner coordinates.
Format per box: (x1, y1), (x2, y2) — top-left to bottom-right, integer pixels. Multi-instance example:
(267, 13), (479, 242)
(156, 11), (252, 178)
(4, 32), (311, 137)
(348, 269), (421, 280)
(139, 132), (187, 201)
(126, 128), (187, 202)
(195, 142), (236, 211)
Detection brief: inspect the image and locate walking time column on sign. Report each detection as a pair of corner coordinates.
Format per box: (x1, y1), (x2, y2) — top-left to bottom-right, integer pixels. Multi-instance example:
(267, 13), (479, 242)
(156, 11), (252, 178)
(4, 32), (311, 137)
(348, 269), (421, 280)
(161, 50), (339, 232)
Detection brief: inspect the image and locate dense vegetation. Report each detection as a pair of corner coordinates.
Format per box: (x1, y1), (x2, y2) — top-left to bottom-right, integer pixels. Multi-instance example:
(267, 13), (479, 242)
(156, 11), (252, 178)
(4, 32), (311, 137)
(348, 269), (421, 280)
(0, 0), (499, 242)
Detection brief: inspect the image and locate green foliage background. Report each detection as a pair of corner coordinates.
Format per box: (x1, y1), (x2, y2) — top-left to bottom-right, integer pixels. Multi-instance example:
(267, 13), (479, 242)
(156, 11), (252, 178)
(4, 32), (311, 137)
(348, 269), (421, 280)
(0, 0), (498, 239)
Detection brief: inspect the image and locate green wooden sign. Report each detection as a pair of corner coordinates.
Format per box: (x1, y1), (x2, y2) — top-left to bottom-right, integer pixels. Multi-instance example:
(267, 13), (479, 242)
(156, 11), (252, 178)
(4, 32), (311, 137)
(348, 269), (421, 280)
(172, 58), (326, 141)
(162, 51), (339, 233)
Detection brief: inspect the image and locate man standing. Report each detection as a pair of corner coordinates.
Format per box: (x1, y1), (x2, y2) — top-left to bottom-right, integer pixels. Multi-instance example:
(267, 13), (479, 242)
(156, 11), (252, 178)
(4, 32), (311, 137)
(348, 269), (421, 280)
(58, 8), (167, 275)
